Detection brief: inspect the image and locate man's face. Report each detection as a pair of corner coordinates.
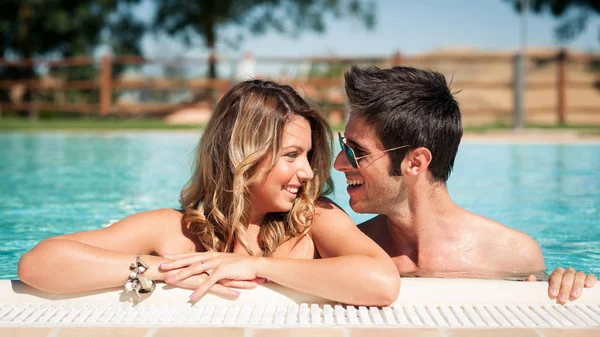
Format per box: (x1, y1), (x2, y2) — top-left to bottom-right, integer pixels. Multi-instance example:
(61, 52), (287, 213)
(333, 115), (407, 214)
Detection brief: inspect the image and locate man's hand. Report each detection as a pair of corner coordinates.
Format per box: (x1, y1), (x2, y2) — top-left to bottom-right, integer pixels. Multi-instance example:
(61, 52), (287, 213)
(547, 267), (597, 305)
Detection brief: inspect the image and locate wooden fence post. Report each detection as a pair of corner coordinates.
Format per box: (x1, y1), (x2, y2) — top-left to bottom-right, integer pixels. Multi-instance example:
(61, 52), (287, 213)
(100, 54), (112, 116)
(513, 53), (526, 130)
(556, 49), (567, 126)
(28, 91), (38, 120)
(392, 51), (403, 67)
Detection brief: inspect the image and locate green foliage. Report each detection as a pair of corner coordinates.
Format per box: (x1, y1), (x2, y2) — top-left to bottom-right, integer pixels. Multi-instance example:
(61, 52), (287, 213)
(0, 0), (144, 58)
(152, 0), (376, 77)
(0, 1), (145, 111)
(308, 62), (347, 78)
(505, 0), (600, 42)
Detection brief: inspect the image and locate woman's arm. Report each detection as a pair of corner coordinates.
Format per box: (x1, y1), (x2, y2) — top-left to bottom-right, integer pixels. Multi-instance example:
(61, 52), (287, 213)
(165, 199), (400, 306)
(18, 208), (184, 294)
(257, 199), (400, 305)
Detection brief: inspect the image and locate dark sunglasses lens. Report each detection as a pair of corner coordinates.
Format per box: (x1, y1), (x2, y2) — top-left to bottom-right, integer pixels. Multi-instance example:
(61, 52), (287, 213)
(338, 133), (358, 168)
(344, 146), (357, 169)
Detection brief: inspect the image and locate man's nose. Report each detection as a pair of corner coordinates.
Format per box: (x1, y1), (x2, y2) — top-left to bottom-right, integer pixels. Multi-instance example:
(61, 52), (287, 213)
(333, 150), (351, 172)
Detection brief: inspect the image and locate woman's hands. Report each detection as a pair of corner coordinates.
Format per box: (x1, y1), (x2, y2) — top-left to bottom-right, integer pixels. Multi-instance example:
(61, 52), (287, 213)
(160, 252), (265, 301)
(163, 271), (262, 299)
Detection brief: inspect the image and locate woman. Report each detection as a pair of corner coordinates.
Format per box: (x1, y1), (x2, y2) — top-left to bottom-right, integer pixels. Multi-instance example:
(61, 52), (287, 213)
(18, 80), (400, 305)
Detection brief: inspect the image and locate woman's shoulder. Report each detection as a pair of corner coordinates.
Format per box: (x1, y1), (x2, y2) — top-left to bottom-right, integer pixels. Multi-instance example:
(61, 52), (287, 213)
(314, 196), (347, 214)
(127, 208), (196, 255)
(312, 197), (353, 226)
(124, 208), (184, 226)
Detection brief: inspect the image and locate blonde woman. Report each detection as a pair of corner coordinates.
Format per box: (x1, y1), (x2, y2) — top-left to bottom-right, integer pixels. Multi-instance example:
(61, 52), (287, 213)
(18, 80), (400, 306)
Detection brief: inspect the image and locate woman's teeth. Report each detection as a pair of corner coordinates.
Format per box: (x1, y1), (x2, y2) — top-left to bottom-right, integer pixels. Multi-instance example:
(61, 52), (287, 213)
(347, 179), (364, 186)
(284, 186), (299, 194)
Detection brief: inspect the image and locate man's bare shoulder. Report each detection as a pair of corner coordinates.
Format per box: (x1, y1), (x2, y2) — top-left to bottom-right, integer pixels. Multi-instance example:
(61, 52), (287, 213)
(463, 210), (545, 271)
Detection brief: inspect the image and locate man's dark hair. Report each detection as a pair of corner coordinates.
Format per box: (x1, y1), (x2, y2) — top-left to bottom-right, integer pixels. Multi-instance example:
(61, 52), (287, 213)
(344, 66), (462, 182)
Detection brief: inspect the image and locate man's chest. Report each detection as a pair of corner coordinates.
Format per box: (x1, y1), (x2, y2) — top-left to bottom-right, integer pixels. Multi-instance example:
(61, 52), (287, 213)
(391, 247), (495, 276)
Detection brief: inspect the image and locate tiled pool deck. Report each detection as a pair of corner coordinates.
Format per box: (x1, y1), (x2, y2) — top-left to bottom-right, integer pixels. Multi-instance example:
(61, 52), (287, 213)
(1, 327), (599, 337)
(2, 278), (599, 336)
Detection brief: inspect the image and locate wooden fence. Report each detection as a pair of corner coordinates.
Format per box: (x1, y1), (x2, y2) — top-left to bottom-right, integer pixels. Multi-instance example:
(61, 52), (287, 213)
(0, 50), (598, 125)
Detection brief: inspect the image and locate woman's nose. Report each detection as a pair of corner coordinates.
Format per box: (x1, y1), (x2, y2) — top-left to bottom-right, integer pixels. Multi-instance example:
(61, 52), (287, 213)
(297, 158), (314, 181)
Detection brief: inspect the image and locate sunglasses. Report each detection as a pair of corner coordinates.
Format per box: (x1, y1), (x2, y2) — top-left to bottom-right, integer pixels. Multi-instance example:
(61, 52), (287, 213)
(338, 132), (411, 169)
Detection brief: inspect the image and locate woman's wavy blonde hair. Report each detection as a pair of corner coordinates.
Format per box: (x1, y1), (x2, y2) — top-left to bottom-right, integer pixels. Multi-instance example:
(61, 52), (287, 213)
(180, 80), (334, 256)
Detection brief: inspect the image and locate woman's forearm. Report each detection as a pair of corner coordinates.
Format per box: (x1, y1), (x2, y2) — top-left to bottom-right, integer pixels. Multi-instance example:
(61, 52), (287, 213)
(18, 238), (169, 294)
(255, 255), (400, 306)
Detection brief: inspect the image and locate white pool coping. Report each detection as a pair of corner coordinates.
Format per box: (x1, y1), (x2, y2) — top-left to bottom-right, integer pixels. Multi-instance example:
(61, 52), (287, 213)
(1, 278), (599, 328)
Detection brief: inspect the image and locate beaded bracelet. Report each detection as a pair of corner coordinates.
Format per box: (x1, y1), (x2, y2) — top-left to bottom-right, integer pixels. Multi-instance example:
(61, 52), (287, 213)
(124, 252), (155, 295)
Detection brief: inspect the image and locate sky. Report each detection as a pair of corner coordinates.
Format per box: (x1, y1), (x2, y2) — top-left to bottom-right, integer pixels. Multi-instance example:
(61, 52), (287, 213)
(138, 0), (600, 59)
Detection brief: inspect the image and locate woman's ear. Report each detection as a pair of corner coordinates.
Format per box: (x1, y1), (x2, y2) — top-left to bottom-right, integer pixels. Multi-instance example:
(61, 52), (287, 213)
(403, 147), (432, 176)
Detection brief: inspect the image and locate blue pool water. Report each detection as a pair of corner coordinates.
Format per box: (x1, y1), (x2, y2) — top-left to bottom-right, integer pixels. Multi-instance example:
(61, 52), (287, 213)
(0, 132), (599, 279)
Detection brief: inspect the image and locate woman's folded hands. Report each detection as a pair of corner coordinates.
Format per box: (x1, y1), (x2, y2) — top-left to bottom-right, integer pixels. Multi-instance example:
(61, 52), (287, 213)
(159, 252), (266, 301)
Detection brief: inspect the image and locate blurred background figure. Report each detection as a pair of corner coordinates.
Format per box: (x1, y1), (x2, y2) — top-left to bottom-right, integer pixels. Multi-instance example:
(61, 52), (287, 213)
(234, 52), (257, 82)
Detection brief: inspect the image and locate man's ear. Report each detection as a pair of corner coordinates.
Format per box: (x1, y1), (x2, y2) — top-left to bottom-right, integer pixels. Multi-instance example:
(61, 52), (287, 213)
(403, 147), (432, 176)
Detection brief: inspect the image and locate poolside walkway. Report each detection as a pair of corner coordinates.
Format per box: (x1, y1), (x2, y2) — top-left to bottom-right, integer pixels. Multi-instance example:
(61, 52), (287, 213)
(2, 279), (599, 336)
(462, 129), (600, 143)
(2, 327), (600, 337)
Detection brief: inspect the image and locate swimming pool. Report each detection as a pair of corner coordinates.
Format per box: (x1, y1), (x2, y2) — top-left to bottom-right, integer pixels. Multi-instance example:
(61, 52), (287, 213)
(0, 132), (598, 279)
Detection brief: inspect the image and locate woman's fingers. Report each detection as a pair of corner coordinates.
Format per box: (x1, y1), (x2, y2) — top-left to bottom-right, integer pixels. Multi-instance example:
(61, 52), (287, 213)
(174, 279), (240, 299)
(190, 269), (223, 301)
(219, 279), (258, 289)
(208, 283), (241, 299)
(166, 259), (220, 283)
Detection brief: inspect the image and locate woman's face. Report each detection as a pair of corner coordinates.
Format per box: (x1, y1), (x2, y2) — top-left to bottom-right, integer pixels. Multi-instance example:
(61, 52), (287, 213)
(249, 115), (314, 220)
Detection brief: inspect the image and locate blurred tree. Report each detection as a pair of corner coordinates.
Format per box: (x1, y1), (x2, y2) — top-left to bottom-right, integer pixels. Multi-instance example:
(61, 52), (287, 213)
(0, 0), (145, 114)
(506, 0), (600, 42)
(0, 0), (144, 59)
(153, 0), (376, 78)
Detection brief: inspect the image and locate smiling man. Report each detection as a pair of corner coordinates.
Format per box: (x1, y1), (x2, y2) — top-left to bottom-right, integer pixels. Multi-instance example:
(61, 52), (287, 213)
(334, 65), (596, 304)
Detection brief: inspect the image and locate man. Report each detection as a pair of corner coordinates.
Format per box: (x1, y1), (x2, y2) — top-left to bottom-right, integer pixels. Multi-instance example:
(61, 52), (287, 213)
(334, 65), (596, 305)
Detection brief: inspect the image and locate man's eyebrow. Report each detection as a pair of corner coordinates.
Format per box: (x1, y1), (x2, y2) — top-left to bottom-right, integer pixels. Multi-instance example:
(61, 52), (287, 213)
(345, 139), (367, 152)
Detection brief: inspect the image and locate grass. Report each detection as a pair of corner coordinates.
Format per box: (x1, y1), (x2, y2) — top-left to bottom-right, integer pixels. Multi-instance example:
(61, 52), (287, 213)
(2, 117), (600, 135)
(0, 117), (203, 131)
